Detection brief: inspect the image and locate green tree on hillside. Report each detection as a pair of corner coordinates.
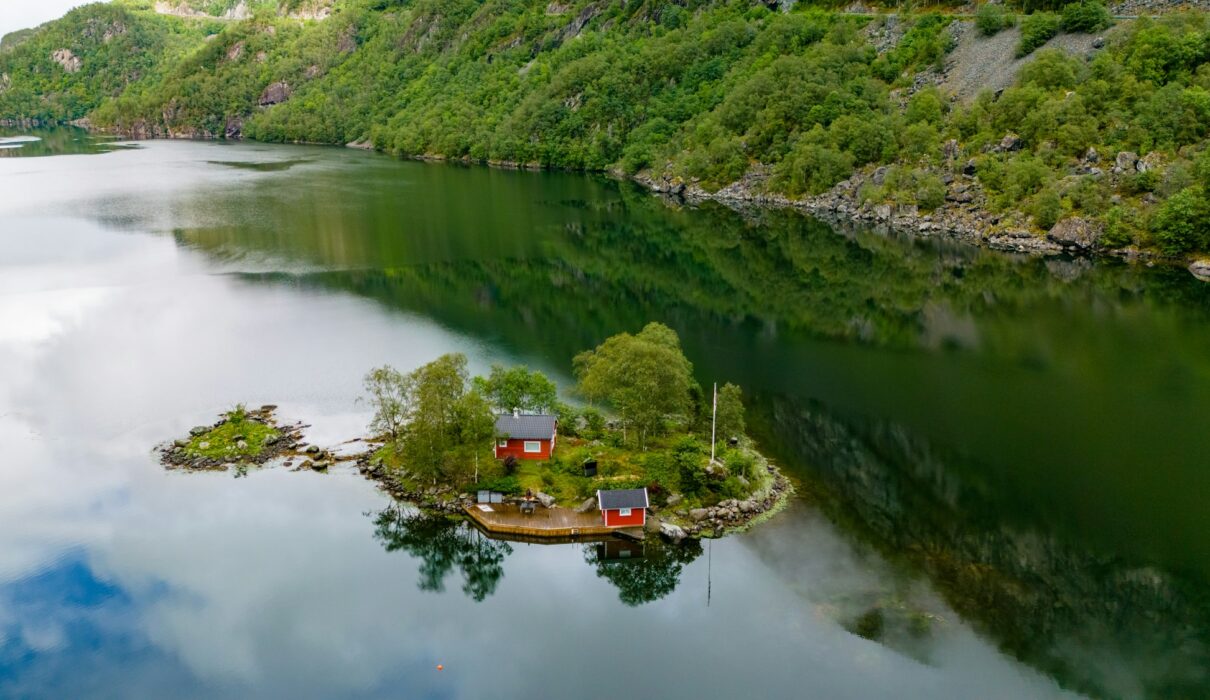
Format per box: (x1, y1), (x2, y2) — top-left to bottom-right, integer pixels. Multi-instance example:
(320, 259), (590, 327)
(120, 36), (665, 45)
(573, 322), (696, 448)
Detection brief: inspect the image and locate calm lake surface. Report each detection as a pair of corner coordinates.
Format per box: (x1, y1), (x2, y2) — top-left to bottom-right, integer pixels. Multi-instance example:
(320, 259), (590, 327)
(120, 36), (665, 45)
(1, 130), (1208, 699)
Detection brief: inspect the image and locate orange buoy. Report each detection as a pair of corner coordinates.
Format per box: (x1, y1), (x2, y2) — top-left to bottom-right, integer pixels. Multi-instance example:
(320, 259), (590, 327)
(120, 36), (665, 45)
(436, 665), (444, 671)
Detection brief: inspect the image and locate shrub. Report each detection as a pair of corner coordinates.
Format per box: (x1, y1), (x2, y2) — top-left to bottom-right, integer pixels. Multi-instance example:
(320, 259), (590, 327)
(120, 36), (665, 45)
(1060, 0), (1111, 34)
(976, 3), (1013, 37)
(716, 476), (748, 500)
(673, 437), (707, 496)
(1029, 188), (1064, 229)
(1102, 205), (1139, 248)
(723, 449), (756, 481)
(772, 140), (854, 196)
(1151, 186), (1210, 254)
(580, 407), (606, 440)
(915, 172), (947, 211)
(473, 476), (521, 495)
(1017, 13), (1060, 57)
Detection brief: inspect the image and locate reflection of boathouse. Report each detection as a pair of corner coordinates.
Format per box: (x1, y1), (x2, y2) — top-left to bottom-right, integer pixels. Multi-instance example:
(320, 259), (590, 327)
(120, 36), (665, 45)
(596, 539), (644, 562)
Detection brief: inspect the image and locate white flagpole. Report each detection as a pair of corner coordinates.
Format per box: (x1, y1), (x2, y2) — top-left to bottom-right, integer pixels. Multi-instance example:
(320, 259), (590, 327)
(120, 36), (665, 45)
(710, 382), (717, 463)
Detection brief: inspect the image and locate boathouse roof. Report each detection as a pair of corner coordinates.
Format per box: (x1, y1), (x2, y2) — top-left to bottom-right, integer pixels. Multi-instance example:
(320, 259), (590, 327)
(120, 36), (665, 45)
(597, 488), (649, 511)
(494, 413), (556, 440)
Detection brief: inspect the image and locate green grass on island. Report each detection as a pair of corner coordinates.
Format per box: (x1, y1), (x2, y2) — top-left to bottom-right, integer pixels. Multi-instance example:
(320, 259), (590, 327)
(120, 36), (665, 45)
(183, 406), (281, 461)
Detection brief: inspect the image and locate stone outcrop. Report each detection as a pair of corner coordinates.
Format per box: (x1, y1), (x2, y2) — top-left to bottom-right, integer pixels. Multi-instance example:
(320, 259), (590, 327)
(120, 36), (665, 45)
(1190, 259), (1210, 282)
(51, 49), (81, 73)
(1047, 217), (1105, 252)
(258, 81), (292, 106)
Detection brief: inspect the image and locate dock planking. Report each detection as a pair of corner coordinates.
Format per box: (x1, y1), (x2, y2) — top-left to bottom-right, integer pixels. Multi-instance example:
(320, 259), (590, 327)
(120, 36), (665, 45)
(464, 502), (638, 539)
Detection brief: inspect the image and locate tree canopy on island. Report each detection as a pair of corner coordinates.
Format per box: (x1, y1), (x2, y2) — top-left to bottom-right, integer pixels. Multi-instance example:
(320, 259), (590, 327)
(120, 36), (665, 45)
(574, 322), (697, 448)
(472, 363), (559, 414)
(363, 353), (495, 484)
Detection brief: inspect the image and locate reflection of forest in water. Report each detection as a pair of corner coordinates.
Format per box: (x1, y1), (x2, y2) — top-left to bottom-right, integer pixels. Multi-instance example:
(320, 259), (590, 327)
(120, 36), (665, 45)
(171, 156), (1210, 698)
(371, 508), (702, 608)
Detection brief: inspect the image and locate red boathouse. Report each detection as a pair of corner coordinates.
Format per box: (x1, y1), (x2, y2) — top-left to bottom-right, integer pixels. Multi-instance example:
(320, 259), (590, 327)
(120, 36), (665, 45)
(597, 488), (649, 528)
(493, 412), (557, 460)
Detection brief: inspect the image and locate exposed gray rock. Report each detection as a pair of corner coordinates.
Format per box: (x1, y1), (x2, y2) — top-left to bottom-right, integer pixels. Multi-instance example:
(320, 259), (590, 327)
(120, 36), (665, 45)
(659, 522), (689, 543)
(535, 491), (556, 508)
(258, 81), (292, 106)
(1190, 259), (1210, 282)
(1114, 151), (1138, 174)
(51, 49), (81, 73)
(189, 426), (209, 437)
(666, 493), (683, 507)
(998, 133), (1024, 152)
(1047, 217), (1105, 251)
(574, 497), (597, 513)
(689, 508), (711, 522)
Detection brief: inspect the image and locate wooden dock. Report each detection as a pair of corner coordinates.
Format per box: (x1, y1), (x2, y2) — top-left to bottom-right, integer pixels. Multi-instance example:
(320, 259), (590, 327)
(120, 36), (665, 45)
(464, 502), (641, 541)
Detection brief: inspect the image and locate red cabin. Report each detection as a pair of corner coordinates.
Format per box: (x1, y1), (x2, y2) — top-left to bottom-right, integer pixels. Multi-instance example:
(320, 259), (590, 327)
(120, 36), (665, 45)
(597, 488), (649, 528)
(493, 412), (557, 460)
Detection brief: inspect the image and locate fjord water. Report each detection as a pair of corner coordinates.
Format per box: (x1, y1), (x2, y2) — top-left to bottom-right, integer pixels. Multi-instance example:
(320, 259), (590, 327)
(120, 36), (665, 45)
(1, 131), (1207, 699)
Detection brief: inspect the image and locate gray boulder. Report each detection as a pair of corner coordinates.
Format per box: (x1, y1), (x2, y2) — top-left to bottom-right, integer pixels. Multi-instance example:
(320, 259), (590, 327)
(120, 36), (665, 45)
(1047, 217), (1105, 251)
(574, 497), (597, 513)
(689, 508), (711, 522)
(998, 133), (1024, 152)
(665, 493), (683, 507)
(659, 522), (688, 544)
(189, 426), (209, 437)
(535, 491), (556, 508)
(1114, 151), (1138, 173)
(258, 81), (292, 106)
(1190, 259), (1210, 282)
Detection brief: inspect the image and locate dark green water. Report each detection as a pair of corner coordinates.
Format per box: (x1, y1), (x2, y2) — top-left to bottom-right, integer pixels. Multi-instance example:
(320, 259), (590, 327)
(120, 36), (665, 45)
(1, 129), (1207, 699)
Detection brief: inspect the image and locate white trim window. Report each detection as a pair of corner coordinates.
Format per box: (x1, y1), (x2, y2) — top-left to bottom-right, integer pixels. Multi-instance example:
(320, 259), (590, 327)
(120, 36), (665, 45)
(497, 438), (509, 448)
(618, 508), (632, 517)
(523, 440), (542, 453)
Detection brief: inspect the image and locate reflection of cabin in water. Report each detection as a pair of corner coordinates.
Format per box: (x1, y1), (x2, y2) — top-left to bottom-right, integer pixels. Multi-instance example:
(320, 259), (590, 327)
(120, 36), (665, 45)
(596, 539), (644, 561)
(597, 487), (649, 528)
(493, 411), (557, 460)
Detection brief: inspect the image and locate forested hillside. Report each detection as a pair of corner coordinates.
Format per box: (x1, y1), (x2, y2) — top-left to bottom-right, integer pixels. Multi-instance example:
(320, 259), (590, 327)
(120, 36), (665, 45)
(3, 0), (1210, 262)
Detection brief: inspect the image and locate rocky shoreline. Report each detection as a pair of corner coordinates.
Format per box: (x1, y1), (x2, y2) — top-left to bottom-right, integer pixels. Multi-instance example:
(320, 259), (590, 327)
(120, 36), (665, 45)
(636, 154), (1207, 282)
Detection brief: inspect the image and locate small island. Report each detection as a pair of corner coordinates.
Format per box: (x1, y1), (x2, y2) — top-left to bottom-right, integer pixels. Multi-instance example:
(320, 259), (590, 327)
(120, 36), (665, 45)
(159, 323), (792, 543)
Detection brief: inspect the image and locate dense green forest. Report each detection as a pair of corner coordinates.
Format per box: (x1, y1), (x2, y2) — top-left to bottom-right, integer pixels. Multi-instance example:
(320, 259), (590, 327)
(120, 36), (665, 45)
(3, 0), (1210, 257)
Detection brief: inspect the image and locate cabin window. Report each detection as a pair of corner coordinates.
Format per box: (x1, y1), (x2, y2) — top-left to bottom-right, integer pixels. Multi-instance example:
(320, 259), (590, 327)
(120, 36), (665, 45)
(524, 440), (541, 453)
(618, 508), (632, 517)
(497, 439), (508, 448)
